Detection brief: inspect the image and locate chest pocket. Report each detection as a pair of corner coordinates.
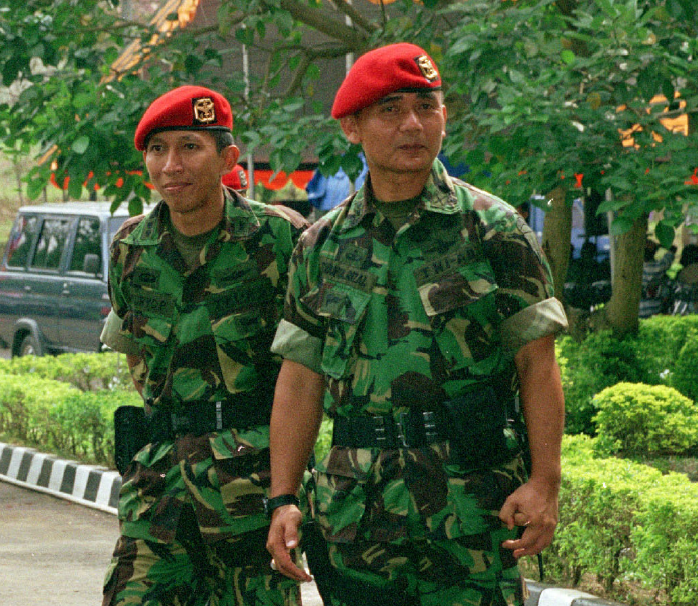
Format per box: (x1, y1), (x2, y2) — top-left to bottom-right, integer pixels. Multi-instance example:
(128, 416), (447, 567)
(209, 278), (278, 390)
(128, 288), (175, 349)
(302, 281), (371, 380)
(415, 257), (500, 369)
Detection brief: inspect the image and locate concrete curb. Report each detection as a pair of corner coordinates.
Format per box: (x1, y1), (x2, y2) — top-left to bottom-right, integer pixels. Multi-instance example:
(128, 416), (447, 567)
(0, 442), (627, 606)
(0, 441), (121, 515)
(526, 582), (627, 606)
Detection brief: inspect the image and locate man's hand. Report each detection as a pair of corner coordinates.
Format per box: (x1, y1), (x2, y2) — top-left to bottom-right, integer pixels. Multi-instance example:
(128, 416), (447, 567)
(266, 504), (313, 582)
(498, 477), (559, 558)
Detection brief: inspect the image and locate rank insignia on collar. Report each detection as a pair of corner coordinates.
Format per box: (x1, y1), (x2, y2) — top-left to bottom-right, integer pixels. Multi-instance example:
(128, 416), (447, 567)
(192, 97), (216, 124)
(416, 55), (439, 81)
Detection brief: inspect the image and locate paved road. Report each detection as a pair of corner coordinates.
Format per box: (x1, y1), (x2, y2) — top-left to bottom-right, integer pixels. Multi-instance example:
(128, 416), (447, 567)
(0, 480), (117, 605)
(0, 481), (324, 606)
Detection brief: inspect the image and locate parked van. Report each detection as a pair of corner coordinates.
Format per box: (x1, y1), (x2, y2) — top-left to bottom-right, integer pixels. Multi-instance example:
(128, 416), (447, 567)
(0, 201), (136, 356)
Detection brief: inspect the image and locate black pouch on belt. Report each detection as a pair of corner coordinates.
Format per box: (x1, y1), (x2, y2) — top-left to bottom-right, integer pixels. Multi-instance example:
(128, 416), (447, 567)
(114, 405), (149, 475)
(442, 385), (514, 467)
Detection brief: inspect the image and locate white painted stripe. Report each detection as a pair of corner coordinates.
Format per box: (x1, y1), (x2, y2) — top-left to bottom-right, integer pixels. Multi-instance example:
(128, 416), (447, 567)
(73, 464), (91, 497)
(7, 447), (28, 479)
(539, 587), (597, 606)
(26, 452), (48, 484)
(96, 471), (121, 507)
(49, 459), (66, 492)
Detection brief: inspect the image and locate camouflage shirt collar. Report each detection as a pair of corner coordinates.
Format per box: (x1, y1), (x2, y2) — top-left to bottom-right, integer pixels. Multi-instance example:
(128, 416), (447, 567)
(124, 189), (260, 245)
(341, 158), (460, 231)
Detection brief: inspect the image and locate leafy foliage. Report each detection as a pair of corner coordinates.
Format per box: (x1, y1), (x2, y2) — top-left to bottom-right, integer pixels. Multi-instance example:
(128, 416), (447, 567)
(592, 382), (698, 456)
(0, 0), (696, 231)
(548, 434), (698, 604)
(558, 314), (698, 434)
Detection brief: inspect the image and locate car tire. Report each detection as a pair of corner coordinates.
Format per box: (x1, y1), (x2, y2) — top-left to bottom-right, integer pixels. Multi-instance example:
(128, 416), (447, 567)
(18, 334), (41, 357)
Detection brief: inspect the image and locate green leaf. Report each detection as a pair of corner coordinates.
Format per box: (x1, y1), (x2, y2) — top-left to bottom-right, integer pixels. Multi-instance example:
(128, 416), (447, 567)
(72, 136), (90, 155)
(654, 222), (675, 249)
(561, 50), (575, 66)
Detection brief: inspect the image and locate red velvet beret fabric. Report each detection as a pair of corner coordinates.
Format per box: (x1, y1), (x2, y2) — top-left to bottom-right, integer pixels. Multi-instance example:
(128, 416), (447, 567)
(331, 43), (441, 119)
(222, 165), (248, 191)
(134, 85), (233, 151)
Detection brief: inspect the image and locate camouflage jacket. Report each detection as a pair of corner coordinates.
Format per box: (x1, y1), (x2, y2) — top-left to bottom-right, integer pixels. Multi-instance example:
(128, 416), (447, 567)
(273, 159), (567, 543)
(109, 190), (308, 542)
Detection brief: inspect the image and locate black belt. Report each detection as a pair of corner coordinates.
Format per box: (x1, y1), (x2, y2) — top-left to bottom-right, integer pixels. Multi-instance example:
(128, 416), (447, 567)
(333, 410), (449, 449)
(147, 393), (272, 440)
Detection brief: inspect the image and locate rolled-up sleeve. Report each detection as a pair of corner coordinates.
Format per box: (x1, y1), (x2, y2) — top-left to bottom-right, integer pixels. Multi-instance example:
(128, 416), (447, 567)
(499, 297), (568, 353)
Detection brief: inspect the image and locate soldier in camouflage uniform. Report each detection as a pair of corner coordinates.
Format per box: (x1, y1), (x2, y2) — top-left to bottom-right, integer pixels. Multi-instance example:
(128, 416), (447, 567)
(265, 44), (568, 605)
(100, 86), (309, 606)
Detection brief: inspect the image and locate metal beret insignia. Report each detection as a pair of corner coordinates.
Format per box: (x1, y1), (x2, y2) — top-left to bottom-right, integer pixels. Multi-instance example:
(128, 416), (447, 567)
(416, 55), (439, 82)
(192, 97), (216, 125)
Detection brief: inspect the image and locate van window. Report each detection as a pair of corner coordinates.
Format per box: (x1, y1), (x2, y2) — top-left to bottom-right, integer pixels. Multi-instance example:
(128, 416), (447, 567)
(31, 218), (72, 270)
(6, 215), (39, 268)
(69, 217), (101, 273)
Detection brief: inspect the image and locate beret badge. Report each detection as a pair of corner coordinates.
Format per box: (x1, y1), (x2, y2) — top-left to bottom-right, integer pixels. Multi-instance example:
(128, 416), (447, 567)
(192, 97), (216, 125)
(416, 55), (439, 82)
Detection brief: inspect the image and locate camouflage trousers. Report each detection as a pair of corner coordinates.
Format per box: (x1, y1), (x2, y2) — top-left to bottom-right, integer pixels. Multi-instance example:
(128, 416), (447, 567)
(315, 526), (528, 606)
(102, 508), (301, 606)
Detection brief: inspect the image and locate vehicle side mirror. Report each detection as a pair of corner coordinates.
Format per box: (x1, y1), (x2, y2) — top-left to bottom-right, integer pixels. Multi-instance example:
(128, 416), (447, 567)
(83, 253), (101, 275)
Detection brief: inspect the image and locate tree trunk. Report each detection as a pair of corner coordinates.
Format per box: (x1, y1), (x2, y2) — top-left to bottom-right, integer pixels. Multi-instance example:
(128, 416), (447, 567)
(541, 186), (572, 302)
(602, 214), (647, 336)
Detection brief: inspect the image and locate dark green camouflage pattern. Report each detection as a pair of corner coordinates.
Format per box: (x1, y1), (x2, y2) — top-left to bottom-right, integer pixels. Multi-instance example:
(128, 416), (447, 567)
(103, 532), (302, 606)
(324, 527), (527, 606)
(110, 191), (306, 408)
(276, 159), (566, 583)
(283, 160), (560, 420)
(108, 190), (307, 544)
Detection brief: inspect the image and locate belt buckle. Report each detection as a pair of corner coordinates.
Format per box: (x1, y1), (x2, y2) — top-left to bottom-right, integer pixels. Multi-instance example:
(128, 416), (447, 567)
(395, 412), (411, 448)
(372, 416), (389, 447)
(423, 411), (437, 443)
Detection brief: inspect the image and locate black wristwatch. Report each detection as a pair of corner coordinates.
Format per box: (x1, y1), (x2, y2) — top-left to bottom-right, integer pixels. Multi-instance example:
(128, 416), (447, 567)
(263, 494), (300, 518)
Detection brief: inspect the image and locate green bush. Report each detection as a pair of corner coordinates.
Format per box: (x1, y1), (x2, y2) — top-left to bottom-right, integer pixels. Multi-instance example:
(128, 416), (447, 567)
(557, 331), (643, 434)
(592, 383), (698, 457)
(558, 315), (698, 435)
(0, 374), (79, 443)
(0, 351), (133, 392)
(546, 435), (698, 603)
(632, 472), (698, 604)
(671, 329), (698, 402)
(50, 389), (142, 466)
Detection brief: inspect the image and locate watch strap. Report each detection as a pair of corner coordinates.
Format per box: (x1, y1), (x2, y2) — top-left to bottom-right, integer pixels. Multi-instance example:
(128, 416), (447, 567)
(264, 494), (300, 517)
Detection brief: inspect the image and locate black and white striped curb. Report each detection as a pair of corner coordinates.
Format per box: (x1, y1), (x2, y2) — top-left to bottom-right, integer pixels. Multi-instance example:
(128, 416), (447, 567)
(0, 441), (120, 514)
(0, 441), (626, 606)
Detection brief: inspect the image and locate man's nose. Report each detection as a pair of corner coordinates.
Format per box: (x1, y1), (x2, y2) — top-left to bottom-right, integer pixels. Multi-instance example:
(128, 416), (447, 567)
(399, 109), (423, 131)
(162, 149), (183, 172)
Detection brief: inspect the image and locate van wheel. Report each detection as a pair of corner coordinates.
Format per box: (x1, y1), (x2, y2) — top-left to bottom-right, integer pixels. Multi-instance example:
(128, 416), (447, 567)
(18, 334), (41, 357)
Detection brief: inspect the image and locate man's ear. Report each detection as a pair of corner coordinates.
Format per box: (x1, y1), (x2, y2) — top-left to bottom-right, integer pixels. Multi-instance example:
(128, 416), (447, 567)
(441, 103), (448, 139)
(222, 144), (240, 174)
(339, 116), (361, 145)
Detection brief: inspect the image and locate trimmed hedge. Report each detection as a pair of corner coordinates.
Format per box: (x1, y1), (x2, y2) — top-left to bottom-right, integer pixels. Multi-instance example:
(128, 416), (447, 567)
(592, 383), (698, 457)
(0, 353), (139, 467)
(0, 351), (133, 392)
(547, 435), (698, 605)
(557, 315), (698, 435)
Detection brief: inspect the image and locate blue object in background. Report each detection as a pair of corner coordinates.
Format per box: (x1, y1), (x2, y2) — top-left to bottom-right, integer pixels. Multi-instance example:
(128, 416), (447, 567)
(306, 153), (368, 211)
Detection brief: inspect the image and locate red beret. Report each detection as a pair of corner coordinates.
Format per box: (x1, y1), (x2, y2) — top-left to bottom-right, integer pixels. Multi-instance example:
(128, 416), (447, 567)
(331, 43), (441, 119)
(135, 85), (233, 151)
(222, 165), (248, 191)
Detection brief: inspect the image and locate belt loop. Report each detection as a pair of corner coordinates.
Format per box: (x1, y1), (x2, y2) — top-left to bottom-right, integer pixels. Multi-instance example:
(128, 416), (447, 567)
(215, 401), (223, 431)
